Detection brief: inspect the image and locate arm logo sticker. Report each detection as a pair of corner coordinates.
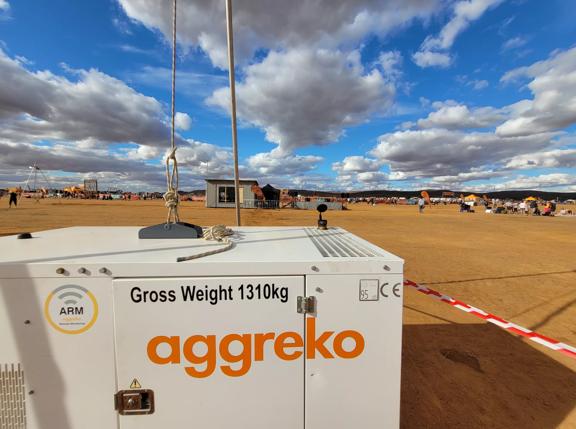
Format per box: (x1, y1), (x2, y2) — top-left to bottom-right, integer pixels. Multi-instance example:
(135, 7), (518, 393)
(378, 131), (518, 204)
(44, 285), (98, 334)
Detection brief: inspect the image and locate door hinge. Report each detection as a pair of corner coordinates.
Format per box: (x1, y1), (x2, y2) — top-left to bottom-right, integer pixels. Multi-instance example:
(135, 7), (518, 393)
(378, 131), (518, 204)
(297, 296), (316, 314)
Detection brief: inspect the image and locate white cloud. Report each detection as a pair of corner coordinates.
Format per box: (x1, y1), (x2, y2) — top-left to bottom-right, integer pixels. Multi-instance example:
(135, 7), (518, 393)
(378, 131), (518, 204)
(0, 0), (9, 11)
(427, 0), (504, 50)
(357, 171), (389, 183)
(488, 173), (576, 191)
(501, 36), (527, 52)
(414, 0), (504, 68)
(174, 112), (192, 130)
(246, 151), (322, 176)
(331, 156), (388, 189)
(371, 128), (555, 177)
(332, 156), (382, 173)
(416, 101), (504, 129)
(412, 50), (452, 68)
(0, 48), (171, 147)
(377, 50), (403, 81)
(207, 48), (394, 153)
(0, 47), (233, 190)
(118, 0), (440, 69)
(470, 79), (489, 90)
(175, 140), (233, 177)
(428, 169), (504, 185)
(498, 46), (576, 137)
(505, 148), (576, 169)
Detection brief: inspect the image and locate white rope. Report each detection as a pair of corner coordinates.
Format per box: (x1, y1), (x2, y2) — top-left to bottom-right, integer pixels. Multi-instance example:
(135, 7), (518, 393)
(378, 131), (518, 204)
(165, 0), (180, 225)
(164, 147), (180, 223)
(177, 225), (235, 262)
(202, 224), (234, 241)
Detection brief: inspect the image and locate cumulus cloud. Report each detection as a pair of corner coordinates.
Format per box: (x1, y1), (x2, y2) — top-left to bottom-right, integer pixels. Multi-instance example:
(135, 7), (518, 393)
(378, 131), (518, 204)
(0, 49), (170, 147)
(207, 48), (394, 153)
(486, 173), (576, 191)
(0, 47), (234, 189)
(371, 128), (555, 177)
(414, 0), (504, 68)
(497, 46), (576, 137)
(0, 0), (8, 11)
(357, 171), (389, 184)
(332, 156), (382, 173)
(173, 139), (233, 177)
(246, 151), (322, 176)
(118, 0), (440, 69)
(505, 148), (576, 170)
(0, 141), (156, 176)
(427, 169), (504, 185)
(174, 112), (192, 130)
(331, 156), (388, 189)
(120, 0), (439, 167)
(416, 101), (505, 129)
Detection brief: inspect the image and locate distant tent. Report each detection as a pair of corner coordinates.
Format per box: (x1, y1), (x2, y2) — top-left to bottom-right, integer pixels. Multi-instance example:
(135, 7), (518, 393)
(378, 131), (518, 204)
(261, 184), (280, 201)
(525, 196), (537, 201)
(464, 194), (478, 201)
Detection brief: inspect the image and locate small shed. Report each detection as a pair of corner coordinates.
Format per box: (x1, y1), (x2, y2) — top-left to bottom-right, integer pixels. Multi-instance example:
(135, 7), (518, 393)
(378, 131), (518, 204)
(205, 179), (258, 208)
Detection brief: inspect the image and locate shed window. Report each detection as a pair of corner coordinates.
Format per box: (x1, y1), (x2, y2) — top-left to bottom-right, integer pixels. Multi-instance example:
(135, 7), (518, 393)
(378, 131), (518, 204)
(218, 185), (235, 203)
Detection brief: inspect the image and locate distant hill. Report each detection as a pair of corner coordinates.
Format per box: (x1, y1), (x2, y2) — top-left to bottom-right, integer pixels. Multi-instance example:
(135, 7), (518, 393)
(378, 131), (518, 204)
(289, 188), (576, 200)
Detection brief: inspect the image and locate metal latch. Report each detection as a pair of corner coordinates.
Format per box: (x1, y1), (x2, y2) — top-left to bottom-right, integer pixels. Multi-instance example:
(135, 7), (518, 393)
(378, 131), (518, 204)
(297, 296), (316, 314)
(115, 389), (155, 415)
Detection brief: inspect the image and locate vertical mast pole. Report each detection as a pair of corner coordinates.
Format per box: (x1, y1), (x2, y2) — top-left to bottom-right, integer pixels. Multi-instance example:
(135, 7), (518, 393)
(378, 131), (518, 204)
(225, 0), (241, 226)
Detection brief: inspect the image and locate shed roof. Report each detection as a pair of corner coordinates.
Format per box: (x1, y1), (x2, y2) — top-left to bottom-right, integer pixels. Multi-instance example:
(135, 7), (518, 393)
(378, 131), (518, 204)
(205, 179), (258, 185)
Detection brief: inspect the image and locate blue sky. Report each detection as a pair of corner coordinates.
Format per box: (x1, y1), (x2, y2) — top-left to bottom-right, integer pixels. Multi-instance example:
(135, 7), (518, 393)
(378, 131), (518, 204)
(0, 0), (575, 191)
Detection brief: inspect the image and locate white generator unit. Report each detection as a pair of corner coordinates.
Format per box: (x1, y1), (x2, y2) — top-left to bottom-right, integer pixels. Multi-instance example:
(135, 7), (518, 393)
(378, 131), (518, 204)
(0, 226), (403, 428)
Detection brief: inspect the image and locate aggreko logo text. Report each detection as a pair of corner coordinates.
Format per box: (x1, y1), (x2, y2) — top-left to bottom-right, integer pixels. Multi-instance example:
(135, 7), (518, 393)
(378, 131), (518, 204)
(147, 318), (365, 378)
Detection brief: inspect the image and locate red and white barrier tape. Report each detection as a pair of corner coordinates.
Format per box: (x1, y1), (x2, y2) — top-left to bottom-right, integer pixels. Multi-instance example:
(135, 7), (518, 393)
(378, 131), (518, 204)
(404, 279), (576, 359)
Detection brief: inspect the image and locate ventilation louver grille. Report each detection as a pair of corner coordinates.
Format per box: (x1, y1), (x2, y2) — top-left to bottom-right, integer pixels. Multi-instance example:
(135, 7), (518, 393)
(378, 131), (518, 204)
(0, 364), (26, 429)
(305, 228), (382, 258)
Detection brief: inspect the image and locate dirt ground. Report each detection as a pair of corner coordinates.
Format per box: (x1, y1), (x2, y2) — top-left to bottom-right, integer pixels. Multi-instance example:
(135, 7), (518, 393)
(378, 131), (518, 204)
(2, 198), (576, 428)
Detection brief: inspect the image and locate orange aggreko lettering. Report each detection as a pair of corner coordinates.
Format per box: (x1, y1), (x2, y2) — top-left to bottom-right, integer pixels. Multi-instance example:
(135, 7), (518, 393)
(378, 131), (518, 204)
(333, 330), (365, 358)
(274, 331), (304, 361)
(183, 335), (217, 378)
(254, 332), (275, 361)
(147, 336), (181, 364)
(306, 317), (334, 359)
(219, 334), (252, 377)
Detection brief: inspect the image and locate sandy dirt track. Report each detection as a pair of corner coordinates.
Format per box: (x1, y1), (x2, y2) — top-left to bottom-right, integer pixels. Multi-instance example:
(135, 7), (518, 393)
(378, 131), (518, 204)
(1, 198), (576, 428)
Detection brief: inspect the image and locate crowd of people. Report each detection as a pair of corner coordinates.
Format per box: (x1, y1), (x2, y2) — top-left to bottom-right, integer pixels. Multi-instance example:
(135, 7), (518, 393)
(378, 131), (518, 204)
(479, 199), (573, 217)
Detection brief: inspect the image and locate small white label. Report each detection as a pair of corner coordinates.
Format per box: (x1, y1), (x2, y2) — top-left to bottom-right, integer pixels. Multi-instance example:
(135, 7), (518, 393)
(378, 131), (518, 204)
(359, 279), (379, 301)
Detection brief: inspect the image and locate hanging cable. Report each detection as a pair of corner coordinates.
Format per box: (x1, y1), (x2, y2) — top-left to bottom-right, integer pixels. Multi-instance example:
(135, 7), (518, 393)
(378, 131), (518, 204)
(164, 0), (180, 224)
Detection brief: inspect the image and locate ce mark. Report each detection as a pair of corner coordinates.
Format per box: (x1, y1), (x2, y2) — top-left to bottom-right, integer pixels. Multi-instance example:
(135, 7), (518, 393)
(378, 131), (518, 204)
(380, 282), (402, 298)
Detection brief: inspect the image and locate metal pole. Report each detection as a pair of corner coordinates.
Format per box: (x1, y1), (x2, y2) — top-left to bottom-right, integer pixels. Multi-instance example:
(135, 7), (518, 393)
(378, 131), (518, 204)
(225, 0), (241, 226)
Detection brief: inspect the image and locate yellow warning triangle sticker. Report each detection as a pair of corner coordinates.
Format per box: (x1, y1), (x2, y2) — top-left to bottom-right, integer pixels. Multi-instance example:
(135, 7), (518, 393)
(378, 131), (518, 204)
(130, 378), (142, 389)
